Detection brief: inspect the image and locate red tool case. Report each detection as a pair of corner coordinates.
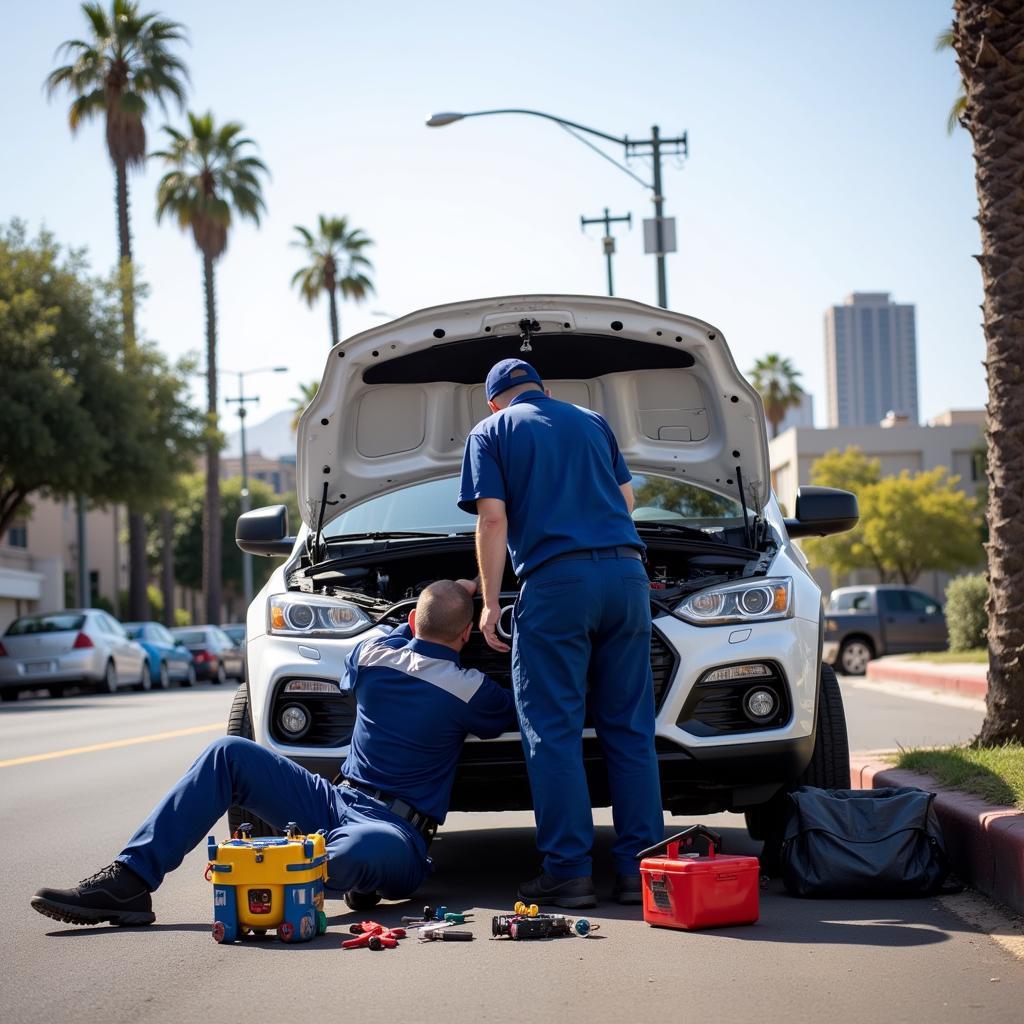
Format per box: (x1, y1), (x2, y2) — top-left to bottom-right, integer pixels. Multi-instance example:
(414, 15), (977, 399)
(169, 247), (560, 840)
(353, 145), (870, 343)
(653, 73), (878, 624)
(637, 826), (760, 930)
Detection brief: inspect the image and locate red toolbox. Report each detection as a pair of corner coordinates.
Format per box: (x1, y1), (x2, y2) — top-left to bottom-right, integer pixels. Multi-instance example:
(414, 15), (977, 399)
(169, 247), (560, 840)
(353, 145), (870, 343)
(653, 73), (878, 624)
(637, 826), (760, 930)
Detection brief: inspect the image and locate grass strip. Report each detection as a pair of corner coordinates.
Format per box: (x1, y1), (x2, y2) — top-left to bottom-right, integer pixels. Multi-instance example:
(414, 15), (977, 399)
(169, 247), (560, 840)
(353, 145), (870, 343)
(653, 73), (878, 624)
(898, 650), (988, 664)
(896, 742), (1024, 810)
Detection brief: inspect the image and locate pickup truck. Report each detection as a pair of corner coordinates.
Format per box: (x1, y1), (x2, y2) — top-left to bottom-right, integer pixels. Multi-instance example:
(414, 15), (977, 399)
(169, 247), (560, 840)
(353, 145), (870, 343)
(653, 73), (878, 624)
(822, 584), (947, 675)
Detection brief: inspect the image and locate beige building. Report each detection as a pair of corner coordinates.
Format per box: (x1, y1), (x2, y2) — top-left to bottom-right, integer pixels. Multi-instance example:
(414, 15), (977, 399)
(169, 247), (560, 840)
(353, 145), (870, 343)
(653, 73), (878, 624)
(769, 410), (985, 598)
(0, 497), (127, 632)
(219, 451), (296, 497)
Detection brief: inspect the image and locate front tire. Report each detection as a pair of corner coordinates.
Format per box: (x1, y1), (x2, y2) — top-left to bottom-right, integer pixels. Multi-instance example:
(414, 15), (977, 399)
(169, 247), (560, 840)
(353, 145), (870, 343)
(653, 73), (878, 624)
(99, 661), (117, 695)
(746, 663), (850, 868)
(155, 661), (170, 690)
(225, 683), (277, 838)
(135, 663), (152, 692)
(181, 664), (196, 688)
(838, 637), (873, 676)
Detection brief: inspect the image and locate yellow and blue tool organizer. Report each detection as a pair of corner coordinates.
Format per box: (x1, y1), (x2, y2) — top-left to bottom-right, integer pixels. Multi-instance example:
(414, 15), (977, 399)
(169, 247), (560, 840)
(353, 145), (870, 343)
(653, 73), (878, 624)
(206, 822), (328, 943)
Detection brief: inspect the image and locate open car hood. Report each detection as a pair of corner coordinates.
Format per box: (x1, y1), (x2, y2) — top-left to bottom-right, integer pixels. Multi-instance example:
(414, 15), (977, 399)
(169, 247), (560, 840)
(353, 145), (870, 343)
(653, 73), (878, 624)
(296, 294), (771, 532)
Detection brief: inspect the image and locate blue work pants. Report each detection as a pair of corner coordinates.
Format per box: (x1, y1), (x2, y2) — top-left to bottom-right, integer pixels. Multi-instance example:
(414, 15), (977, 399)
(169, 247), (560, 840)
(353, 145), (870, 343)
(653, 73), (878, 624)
(117, 736), (428, 897)
(512, 552), (664, 878)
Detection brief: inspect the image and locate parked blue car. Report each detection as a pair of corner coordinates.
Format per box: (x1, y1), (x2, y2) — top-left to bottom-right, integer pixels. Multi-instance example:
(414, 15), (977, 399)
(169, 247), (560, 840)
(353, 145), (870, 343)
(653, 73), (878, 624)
(123, 622), (197, 688)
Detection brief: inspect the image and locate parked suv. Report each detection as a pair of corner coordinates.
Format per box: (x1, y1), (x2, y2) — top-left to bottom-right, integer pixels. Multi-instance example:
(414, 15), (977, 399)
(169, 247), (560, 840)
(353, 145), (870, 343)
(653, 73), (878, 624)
(823, 584), (947, 675)
(231, 295), (859, 852)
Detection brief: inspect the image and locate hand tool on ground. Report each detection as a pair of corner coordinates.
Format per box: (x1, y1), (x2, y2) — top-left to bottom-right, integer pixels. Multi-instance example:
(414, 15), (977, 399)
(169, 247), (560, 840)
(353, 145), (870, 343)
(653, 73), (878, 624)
(419, 928), (474, 942)
(492, 911), (600, 940)
(341, 919), (407, 950)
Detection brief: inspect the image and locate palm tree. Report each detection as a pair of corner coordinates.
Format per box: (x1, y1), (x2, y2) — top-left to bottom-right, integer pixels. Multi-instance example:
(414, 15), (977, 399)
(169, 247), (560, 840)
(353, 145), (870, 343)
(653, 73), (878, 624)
(291, 216), (374, 346)
(291, 381), (319, 433)
(949, 2), (1024, 743)
(46, 0), (188, 621)
(748, 354), (805, 438)
(935, 27), (968, 134)
(154, 111), (268, 624)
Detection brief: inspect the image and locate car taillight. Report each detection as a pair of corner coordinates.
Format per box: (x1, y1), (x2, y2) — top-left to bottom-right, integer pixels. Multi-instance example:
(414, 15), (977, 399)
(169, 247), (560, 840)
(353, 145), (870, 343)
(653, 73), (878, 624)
(194, 650), (212, 661)
(72, 632), (94, 649)
(0, 641), (7, 657)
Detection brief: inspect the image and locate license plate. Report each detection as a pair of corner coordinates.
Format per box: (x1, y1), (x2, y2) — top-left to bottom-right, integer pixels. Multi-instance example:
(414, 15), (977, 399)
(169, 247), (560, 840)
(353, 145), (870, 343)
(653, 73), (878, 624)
(24, 661), (54, 675)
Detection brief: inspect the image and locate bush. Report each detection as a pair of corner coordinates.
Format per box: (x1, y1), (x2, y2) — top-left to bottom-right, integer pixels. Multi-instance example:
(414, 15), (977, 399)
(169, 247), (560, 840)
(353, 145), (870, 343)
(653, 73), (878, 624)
(945, 573), (988, 652)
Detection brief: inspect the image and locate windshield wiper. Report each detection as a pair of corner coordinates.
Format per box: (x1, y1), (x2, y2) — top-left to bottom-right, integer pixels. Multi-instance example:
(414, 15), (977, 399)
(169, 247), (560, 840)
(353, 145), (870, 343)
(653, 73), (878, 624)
(326, 530), (451, 542)
(636, 521), (719, 541)
(637, 521), (758, 558)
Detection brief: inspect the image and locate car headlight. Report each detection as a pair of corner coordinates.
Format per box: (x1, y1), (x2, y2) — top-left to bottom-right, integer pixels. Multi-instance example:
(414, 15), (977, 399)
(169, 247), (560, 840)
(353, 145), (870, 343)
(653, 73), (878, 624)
(676, 578), (793, 626)
(268, 593), (372, 639)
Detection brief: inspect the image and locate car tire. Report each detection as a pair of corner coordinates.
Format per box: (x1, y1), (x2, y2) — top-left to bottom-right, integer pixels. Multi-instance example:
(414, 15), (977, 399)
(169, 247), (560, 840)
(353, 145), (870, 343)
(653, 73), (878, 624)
(838, 637), (874, 677)
(99, 661), (118, 695)
(746, 663), (850, 871)
(155, 662), (170, 690)
(181, 664), (196, 688)
(213, 662), (227, 686)
(135, 663), (152, 692)
(226, 683), (278, 839)
(1, 689), (18, 702)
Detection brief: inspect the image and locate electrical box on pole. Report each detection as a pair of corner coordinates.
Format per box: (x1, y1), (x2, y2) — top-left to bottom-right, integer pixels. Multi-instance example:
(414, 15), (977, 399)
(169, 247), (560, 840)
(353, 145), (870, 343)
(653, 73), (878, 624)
(643, 217), (677, 254)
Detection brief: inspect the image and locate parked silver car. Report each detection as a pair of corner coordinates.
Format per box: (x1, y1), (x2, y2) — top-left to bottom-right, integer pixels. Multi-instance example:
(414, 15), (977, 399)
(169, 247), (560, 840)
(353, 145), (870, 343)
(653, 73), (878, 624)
(0, 610), (150, 700)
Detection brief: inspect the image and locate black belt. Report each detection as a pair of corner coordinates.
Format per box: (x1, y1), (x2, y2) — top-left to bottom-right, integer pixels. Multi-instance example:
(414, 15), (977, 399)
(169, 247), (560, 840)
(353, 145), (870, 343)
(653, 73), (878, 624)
(543, 545), (644, 568)
(340, 778), (438, 844)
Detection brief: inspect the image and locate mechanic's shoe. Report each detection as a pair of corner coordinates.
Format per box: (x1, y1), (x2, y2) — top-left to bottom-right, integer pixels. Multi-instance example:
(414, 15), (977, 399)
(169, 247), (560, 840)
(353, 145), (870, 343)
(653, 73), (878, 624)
(344, 890), (382, 912)
(31, 862), (155, 926)
(517, 872), (596, 909)
(611, 873), (644, 905)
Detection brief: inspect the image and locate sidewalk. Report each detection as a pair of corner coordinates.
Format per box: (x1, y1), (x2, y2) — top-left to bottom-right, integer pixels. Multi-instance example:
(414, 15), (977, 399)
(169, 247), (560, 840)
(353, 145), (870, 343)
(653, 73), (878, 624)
(851, 754), (1024, 916)
(866, 655), (988, 698)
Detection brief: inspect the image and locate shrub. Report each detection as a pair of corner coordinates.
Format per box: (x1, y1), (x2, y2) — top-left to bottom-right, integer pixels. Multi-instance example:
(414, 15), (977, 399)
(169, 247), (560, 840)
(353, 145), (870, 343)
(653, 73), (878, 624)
(945, 573), (988, 652)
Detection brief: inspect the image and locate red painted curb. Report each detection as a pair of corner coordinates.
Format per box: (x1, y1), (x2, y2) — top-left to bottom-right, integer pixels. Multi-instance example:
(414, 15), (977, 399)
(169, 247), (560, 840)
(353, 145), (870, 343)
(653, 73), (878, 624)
(851, 756), (1024, 916)
(864, 658), (988, 698)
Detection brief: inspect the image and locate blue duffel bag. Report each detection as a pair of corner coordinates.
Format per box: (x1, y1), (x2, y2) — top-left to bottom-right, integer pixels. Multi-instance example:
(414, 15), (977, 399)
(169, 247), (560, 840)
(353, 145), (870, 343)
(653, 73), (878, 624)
(780, 786), (956, 898)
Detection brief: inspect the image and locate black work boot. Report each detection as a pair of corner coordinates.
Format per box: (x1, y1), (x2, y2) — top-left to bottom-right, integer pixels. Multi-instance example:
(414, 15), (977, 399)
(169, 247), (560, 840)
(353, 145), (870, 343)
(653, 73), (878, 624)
(31, 862), (155, 926)
(517, 872), (596, 909)
(611, 873), (643, 905)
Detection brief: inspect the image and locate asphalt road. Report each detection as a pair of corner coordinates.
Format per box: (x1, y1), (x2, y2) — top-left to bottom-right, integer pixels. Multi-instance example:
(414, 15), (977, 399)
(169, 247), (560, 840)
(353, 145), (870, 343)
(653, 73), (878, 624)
(3, 677), (1020, 1024)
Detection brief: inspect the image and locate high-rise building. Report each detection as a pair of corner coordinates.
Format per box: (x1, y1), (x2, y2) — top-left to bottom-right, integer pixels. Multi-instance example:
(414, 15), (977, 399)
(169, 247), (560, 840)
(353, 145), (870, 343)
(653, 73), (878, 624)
(824, 292), (919, 427)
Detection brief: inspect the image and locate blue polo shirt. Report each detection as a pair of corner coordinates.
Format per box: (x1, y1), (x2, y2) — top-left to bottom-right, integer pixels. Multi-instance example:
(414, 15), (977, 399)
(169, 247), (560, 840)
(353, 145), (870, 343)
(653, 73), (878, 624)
(458, 390), (643, 577)
(339, 624), (517, 823)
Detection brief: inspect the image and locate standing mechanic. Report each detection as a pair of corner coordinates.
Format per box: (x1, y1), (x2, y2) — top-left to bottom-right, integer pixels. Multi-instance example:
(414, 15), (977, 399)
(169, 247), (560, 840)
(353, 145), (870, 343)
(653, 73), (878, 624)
(459, 358), (664, 908)
(31, 580), (516, 927)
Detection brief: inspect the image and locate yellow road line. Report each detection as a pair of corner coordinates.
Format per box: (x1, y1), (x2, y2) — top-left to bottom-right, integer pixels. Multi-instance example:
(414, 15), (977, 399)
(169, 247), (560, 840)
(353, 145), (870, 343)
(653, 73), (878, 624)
(0, 723), (222, 768)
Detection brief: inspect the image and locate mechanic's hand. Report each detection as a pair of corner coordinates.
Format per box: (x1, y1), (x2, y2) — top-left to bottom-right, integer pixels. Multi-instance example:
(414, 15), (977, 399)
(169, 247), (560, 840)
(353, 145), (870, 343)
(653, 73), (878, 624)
(455, 577), (478, 596)
(479, 601), (510, 653)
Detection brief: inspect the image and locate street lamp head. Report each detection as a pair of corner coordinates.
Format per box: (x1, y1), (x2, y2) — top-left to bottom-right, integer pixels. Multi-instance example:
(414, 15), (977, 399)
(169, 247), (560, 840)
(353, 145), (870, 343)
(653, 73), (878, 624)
(426, 112), (465, 127)
(272, 366), (288, 373)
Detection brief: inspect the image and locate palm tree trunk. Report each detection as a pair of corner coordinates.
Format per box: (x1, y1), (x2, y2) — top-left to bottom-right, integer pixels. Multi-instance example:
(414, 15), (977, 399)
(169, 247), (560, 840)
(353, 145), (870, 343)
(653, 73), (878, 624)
(160, 508), (175, 627)
(953, 0), (1024, 743)
(202, 253), (222, 625)
(328, 286), (340, 347)
(114, 155), (150, 621)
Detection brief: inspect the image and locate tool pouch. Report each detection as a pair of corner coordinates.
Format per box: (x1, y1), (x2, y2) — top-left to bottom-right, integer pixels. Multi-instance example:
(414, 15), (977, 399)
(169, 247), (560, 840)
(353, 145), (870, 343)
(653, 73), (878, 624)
(780, 786), (954, 899)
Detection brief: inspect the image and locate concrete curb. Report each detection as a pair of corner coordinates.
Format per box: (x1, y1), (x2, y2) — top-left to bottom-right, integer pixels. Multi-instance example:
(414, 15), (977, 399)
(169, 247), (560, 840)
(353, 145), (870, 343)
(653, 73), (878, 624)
(865, 656), (988, 698)
(851, 754), (1024, 916)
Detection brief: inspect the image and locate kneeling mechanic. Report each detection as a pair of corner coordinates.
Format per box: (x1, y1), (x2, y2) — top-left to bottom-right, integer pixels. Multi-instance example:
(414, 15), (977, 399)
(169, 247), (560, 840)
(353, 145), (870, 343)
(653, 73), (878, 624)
(31, 579), (516, 927)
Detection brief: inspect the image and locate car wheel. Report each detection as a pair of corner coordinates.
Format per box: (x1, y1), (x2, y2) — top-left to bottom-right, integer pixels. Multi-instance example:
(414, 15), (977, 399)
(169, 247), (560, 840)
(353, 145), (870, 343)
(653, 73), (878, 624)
(225, 683), (277, 839)
(746, 663), (850, 871)
(155, 662), (170, 690)
(838, 637), (873, 676)
(99, 661), (118, 695)
(135, 662), (152, 692)
(181, 664), (196, 688)
(214, 662), (227, 686)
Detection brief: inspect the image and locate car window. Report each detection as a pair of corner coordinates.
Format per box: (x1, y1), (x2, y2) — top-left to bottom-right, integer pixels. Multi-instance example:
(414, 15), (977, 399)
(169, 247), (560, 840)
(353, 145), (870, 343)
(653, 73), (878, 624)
(153, 624), (175, 645)
(124, 624), (144, 639)
(6, 613), (86, 635)
(107, 615), (127, 638)
(828, 591), (872, 612)
(880, 591), (910, 612)
(322, 473), (746, 539)
(907, 591), (941, 614)
(173, 630), (207, 645)
(212, 628), (233, 646)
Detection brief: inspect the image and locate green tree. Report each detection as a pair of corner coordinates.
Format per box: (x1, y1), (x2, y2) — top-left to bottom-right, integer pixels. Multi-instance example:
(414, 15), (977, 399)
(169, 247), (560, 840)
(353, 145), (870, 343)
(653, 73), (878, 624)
(0, 221), (202, 535)
(749, 354), (805, 438)
(291, 380), (319, 433)
(632, 476), (739, 519)
(291, 216), (374, 347)
(948, 1), (1024, 743)
(154, 111), (269, 624)
(802, 448), (982, 584)
(46, 0), (189, 621)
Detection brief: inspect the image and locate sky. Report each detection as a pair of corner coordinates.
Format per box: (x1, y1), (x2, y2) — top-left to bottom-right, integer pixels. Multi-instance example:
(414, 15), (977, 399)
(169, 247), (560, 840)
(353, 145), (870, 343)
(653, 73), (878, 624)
(3, 0), (981, 434)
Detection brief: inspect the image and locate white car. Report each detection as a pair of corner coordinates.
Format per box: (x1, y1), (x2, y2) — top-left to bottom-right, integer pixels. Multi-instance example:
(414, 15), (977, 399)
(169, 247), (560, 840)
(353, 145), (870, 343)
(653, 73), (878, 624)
(232, 295), (859, 857)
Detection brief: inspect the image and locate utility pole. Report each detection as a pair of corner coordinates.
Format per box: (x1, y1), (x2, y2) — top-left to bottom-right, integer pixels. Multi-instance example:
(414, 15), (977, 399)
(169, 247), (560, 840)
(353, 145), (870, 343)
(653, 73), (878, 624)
(580, 208), (631, 296)
(226, 381), (260, 608)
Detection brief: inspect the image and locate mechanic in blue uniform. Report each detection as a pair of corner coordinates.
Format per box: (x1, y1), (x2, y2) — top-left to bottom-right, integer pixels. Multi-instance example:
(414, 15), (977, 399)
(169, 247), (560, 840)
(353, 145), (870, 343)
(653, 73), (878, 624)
(30, 580), (516, 927)
(459, 358), (664, 908)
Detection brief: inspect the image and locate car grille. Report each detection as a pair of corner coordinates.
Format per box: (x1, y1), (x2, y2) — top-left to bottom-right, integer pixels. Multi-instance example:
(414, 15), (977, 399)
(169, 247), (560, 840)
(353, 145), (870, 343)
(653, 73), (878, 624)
(676, 661), (791, 735)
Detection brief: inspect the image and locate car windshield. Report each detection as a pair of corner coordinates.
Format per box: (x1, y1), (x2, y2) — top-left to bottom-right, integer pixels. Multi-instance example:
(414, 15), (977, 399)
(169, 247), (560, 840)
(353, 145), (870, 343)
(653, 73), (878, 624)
(172, 630), (206, 645)
(6, 613), (86, 635)
(323, 473), (745, 540)
(123, 624), (144, 639)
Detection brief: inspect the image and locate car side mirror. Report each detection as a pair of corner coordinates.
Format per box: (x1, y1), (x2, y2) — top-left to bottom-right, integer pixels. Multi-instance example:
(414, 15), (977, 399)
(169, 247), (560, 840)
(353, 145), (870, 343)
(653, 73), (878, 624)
(236, 504), (296, 557)
(785, 486), (859, 538)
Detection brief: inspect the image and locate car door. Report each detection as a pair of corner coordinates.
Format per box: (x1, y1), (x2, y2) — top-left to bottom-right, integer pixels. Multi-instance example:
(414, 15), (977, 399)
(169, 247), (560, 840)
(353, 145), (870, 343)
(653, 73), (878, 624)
(905, 590), (948, 650)
(104, 615), (138, 681)
(879, 590), (944, 653)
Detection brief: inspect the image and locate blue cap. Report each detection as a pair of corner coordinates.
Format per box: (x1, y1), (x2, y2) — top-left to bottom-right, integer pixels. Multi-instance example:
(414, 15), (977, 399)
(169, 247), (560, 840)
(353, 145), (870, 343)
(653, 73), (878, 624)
(485, 359), (543, 401)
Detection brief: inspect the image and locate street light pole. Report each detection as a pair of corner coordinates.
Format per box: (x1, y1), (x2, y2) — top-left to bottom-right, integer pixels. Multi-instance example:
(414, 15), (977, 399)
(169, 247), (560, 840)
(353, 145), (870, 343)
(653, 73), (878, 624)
(224, 366), (287, 608)
(427, 109), (687, 308)
(580, 207), (632, 296)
